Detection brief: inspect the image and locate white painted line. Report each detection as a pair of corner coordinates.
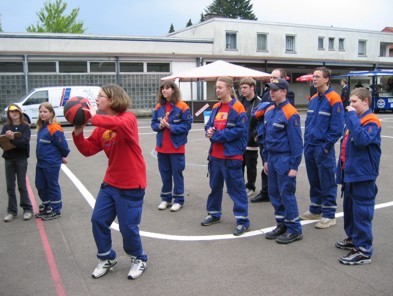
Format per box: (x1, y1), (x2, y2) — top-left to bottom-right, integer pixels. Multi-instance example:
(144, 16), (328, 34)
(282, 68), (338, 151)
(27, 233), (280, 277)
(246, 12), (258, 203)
(60, 163), (393, 242)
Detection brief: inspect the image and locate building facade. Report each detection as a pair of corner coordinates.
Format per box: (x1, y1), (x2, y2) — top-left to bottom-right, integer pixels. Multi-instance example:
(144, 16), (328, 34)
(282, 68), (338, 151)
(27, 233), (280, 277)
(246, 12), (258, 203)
(1, 18), (392, 111)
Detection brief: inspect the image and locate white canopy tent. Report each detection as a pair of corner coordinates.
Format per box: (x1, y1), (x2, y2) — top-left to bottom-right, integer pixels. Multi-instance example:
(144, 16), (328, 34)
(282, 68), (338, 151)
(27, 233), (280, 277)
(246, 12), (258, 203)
(161, 60), (271, 82)
(161, 60), (271, 121)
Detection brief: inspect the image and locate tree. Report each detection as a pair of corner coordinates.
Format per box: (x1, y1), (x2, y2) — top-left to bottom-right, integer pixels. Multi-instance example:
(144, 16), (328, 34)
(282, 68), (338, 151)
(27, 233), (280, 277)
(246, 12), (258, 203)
(200, 13), (205, 23)
(186, 19), (193, 27)
(168, 23), (175, 33)
(204, 0), (257, 20)
(26, 0), (85, 33)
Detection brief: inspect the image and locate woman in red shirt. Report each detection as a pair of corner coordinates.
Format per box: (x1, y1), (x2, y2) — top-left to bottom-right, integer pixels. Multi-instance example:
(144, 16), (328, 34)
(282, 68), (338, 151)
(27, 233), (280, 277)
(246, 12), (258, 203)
(72, 84), (147, 280)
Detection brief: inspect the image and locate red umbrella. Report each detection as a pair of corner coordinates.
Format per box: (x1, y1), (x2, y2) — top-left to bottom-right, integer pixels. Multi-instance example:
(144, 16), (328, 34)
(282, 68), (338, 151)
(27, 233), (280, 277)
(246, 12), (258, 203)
(296, 74), (313, 82)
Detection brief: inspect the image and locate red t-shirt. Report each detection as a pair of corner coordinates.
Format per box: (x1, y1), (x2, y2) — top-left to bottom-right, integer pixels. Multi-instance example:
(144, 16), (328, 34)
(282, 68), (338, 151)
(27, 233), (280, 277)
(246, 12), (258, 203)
(73, 112), (147, 189)
(341, 130), (349, 169)
(156, 103), (185, 154)
(210, 102), (242, 160)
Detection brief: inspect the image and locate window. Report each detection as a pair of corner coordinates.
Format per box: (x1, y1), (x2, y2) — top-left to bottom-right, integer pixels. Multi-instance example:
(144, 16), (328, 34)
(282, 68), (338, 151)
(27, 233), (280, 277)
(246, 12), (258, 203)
(120, 62), (144, 72)
(339, 38), (345, 51)
(257, 33), (268, 51)
(358, 40), (367, 56)
(328, 37), (335, 50)
(28, 62), (56, 73)
(285, 35), (296, 53)
(146, 63), (170, 72)
(226, 32), (237, 50)
(318, 37), (324, 50)
(22, 90), (49, 106)
(0, 62), (23, 72)
(90, 62), (115, 73)
(59, 61), (87, 73)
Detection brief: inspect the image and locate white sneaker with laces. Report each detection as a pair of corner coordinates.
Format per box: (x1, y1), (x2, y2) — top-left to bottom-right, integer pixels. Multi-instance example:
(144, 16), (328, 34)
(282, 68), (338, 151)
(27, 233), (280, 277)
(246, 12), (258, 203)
(315, 217), (336, 229)
(4, 213), (16, 222)
(128, 257), (147, 279)
(158, 201), (171, 210)
(300, 210), (322, 220)
(92, 259), (117, 279)
(23, 212), (33, 220)
(170, 203), (182, 212)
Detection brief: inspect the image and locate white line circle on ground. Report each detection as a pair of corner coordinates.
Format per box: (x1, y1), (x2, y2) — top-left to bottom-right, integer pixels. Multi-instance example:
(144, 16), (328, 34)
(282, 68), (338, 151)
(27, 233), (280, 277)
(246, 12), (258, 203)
(61, 164), (393, 241)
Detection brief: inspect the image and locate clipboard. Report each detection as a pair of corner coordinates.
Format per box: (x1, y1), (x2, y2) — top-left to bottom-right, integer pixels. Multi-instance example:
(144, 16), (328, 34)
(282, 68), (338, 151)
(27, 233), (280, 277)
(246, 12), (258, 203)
(0, 132), (22, 151)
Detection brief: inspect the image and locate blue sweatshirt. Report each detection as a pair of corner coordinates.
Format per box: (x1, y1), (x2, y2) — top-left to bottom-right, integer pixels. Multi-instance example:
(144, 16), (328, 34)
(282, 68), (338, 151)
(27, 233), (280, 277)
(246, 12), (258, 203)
(36, 122), (70, 168)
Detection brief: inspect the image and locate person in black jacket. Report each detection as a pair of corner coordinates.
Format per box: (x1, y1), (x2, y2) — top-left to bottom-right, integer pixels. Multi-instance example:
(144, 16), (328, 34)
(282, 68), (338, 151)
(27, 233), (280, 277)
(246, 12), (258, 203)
(262, 68), (295, 106)
(340, 79), (350, 108)
(1, 104), (32, 222)
(240, 77), (261, 198)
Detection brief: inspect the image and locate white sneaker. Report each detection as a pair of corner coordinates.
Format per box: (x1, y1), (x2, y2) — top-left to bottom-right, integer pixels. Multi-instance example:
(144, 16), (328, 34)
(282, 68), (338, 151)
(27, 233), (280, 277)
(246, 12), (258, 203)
(315, 218), (336, 229)
(23, 212), (33, 220)
(246, 189), (256, 197)
(158, 201), (171, 210)
(92, 259), (117, 279)
(4, 213), (16, 222)
(170, 203), (183, 212)
(300, 210), (322, 220)
(128, 257), (147, 279)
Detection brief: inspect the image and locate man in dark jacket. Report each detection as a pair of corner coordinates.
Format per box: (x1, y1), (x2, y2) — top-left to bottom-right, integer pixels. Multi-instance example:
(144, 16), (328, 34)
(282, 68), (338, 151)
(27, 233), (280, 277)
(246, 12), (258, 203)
(262, 68), (295, 106)
(239, 77), (261, 198)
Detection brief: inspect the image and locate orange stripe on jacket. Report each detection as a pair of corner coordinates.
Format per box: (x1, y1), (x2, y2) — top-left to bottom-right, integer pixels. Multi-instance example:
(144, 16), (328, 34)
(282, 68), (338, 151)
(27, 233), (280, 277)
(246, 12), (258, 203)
(361, 113), (381, 128)
(47, 123), (64, 136)
(281, 103), (299, 121)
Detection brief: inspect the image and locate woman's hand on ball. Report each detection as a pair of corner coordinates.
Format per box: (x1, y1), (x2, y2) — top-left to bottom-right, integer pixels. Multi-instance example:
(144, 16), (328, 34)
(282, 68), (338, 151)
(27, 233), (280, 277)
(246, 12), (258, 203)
(84, 101), (97, 117)
(73, 125), (85, 136)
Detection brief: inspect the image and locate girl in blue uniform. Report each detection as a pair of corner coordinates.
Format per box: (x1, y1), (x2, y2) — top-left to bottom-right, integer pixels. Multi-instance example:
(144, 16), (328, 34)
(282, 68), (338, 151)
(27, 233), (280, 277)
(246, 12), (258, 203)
(151, 81), (193, 212)
(35, 102), (70, 220)
(336, 88), (381, 265)
(201, 76), (249, 236)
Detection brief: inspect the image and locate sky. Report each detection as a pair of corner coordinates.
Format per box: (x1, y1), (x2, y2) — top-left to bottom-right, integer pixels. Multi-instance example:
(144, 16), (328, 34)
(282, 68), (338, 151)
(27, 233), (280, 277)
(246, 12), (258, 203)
(0, 0), (392, 36)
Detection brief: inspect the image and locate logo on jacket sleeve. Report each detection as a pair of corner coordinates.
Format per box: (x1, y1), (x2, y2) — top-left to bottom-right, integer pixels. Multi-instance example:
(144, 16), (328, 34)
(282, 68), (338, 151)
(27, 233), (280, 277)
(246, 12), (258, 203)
(103, 130), (116, 141)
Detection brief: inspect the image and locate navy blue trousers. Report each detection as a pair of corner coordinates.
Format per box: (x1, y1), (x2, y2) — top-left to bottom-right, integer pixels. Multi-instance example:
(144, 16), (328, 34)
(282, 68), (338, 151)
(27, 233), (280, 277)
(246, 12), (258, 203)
(157, 153), (185, 205)
(91, 183), (147, 261)
(268, 155), (302, 234)
(206, 158), (249, 227)
(304, 144), (338, 219)
(343, 181), (376, 256)
(35, 166), (62, 212)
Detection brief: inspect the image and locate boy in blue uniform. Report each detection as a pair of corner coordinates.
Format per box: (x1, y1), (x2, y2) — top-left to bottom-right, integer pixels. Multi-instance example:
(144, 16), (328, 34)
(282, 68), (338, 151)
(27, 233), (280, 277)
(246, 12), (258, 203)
(336, 88), (381, 265)
(301, 67), (344, 229)
(262, 78), (303, 244)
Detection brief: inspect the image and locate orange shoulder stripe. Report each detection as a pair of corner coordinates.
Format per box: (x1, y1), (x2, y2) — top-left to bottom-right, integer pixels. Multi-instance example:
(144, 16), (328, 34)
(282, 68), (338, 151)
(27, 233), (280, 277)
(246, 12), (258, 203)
(47, 123), (63, 136)
(232, 100), (246, 113)
(360, 113), (381, 128)
(281, 104), (299, 121)
(175, 100), (190, 111)
(326, 91), (342, 107)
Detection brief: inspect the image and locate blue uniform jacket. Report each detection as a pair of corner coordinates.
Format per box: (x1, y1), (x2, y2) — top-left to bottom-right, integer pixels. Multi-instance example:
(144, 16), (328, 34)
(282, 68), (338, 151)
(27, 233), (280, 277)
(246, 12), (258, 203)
(304, 87), (344, 152)
(36, 122), (70, 168)
(151, 100), (193, 149)
(205, 98), (248, 157)
(336, 109), (381, 184)
(252, 102), (273, 145)
(262, 100), (303, 170)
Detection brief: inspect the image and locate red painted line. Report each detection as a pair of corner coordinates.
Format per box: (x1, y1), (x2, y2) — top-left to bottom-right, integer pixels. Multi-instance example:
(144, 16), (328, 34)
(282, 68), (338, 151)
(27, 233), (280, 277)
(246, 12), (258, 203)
(26, 176), (67, 296)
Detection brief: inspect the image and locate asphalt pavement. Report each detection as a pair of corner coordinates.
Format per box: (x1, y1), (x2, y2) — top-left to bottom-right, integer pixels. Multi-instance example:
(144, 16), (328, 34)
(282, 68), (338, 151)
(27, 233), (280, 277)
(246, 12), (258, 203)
(1, 113), (393, 296)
